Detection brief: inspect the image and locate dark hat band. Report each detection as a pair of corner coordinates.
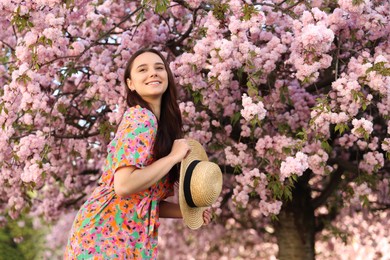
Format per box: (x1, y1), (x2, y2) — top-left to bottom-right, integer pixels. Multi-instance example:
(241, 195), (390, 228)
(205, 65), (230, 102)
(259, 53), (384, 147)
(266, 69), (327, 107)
(183, 160), (200, 208)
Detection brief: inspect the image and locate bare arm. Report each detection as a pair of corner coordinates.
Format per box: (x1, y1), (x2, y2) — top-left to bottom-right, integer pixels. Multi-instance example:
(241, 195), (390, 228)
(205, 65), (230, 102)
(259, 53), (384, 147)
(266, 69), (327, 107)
(114, 139), (189, 197)
(160, 202), (213, 225)
(159, 201), (182, 218)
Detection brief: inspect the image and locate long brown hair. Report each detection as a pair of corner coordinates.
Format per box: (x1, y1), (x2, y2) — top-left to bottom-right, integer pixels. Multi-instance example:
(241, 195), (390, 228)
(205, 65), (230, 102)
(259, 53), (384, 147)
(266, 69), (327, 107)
(123, 48), (183, 184)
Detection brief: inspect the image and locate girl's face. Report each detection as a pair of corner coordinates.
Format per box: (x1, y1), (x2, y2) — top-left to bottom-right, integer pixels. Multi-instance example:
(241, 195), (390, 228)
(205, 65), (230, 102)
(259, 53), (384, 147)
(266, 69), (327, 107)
(126, 52), (168, 103)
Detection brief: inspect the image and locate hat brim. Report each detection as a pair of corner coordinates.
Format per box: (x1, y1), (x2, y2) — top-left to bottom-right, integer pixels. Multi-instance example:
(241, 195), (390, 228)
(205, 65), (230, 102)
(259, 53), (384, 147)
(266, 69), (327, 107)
(179, 139), (209, 230)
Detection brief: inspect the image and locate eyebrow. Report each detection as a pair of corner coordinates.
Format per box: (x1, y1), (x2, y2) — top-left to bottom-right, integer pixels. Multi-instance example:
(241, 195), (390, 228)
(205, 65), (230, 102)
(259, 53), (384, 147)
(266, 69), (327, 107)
(136, 62), (165, 69)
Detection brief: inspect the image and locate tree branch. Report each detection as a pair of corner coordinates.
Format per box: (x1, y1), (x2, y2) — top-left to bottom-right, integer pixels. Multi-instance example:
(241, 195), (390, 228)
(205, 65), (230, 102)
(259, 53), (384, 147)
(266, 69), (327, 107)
(40, 6), (143, 68)
(0, 39), (15, 52)
(312, 158), (359, 209)
(167, 4), (202, 55)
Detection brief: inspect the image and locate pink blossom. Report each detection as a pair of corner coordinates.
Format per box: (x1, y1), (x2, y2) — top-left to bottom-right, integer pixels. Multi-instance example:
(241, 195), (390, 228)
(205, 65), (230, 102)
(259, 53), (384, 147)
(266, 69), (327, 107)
(382, 138), (390, 152)
(351, 118), (373, 139)
(359, 151), (384, 174)
(280, 152), (309, 181)
(241, 94), (267, 122)
(338, 0), (369, 14)
(42, 27), (62, 41)
(68, 41), (85, 56)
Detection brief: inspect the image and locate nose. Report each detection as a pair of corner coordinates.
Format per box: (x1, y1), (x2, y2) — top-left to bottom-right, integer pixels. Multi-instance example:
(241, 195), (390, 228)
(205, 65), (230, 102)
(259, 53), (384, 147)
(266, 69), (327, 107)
(150, 68), (158, 77)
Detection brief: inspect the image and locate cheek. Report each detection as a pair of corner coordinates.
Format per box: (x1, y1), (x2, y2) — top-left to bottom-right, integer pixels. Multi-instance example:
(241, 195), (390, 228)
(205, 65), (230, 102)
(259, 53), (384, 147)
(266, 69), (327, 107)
(161, 71), (168, 79)
(133, 77), (145, 86)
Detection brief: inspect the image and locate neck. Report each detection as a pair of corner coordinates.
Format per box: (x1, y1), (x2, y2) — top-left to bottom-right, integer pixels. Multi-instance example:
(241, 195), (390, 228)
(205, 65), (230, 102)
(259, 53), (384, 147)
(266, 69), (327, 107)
(147, 100), (161, 120)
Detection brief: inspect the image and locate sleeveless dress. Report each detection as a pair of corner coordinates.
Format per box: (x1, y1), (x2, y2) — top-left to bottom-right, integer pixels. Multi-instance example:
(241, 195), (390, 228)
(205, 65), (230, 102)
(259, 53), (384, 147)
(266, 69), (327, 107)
(64, 105), (173, 259)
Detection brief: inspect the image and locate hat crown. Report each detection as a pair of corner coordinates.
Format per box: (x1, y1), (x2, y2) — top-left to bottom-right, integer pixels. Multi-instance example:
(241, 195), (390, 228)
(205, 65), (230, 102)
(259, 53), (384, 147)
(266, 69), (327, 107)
(190, 162), (222, 207)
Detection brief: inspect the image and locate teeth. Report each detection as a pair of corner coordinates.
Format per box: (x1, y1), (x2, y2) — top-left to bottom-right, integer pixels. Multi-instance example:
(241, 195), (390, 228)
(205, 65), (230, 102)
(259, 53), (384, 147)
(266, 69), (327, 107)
(147, 82), (160, 85)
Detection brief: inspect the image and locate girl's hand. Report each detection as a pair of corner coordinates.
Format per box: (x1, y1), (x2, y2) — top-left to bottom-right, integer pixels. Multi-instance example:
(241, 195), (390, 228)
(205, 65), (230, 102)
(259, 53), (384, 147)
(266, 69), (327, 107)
(202, 208), (212, 225)
(169, 139), (190, 164)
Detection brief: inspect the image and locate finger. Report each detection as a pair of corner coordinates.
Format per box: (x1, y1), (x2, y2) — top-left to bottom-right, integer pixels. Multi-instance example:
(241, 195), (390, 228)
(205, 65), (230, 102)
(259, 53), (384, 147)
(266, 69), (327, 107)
(203, 214), (211, 223)
(184, 149), (191, 159)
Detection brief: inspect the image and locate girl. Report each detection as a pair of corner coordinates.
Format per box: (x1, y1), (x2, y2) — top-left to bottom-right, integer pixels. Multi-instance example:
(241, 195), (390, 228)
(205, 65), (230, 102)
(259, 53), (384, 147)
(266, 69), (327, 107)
(64, 48), (211, 259)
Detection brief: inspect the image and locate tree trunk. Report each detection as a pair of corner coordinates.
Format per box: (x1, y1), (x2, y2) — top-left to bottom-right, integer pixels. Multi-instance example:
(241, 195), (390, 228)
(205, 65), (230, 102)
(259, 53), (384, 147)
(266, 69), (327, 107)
(275, 179), (315, 260)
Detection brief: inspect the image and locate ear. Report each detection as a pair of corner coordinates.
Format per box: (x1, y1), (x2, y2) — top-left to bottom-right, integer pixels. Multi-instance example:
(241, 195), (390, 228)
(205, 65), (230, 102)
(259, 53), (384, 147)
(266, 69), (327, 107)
(126, 78), (135, 91)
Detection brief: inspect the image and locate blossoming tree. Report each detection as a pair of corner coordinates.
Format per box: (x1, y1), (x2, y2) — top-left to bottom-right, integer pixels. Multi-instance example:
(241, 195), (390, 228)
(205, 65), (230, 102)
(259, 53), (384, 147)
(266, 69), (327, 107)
(0, 0), (389, 259)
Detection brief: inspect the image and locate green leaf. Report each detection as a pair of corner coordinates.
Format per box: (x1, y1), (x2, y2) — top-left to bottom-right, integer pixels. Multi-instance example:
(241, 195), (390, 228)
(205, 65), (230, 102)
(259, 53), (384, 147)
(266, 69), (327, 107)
(231, 112), (241, 126)
(99, 121), (115, 142)
(154, 0), (170, 13)
(270, 214), (279, 222)
(233, 165), (242, 174)
(198, 27), (208, 37)
(352, 0), (365, 5)
(136, 9), (145, 22)
(366, 61), (390, 76)
(291, 174), (298, 182)
(83, 99), (94, 108)
(362, 102), (367, 111)
(334, 123), (349, 135)
(246, 81), (258, 96)
(321, 140), (332, 153)
(278, 123), (290, 134)
(11, 6), (34, 32)
(282, 146), (292, 155)
(296, 130), (307, 140)
(283, 185), (293, 201)
(212, 2), (230, 21)
(192, 91), (203, 104)
(16, 74), (32, 85)
(237, 67), (244, 82)
(360, 194), (370, 207)
(242, 4), (258, 21)
(65, 0), (75, 9)
(57, 103), (68, 114)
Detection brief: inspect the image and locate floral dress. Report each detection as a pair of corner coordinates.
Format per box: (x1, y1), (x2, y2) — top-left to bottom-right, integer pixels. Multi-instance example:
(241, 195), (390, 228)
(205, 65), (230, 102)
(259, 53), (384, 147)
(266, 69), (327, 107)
(64, 105), (173, 259)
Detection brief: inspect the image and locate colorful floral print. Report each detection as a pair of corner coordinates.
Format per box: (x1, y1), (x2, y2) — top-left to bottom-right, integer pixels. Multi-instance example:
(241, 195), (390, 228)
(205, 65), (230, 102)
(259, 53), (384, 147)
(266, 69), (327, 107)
(64, 106), (173, 259)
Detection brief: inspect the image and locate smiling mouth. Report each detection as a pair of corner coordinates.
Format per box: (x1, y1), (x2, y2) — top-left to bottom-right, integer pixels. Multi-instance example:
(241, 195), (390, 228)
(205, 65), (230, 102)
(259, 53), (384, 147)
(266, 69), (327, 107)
(146, 81), (161, 86)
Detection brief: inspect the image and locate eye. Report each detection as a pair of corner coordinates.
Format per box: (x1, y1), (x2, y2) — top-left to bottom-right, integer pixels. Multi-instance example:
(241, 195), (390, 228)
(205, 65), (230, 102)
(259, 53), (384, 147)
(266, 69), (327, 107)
(138, 68), (146, 72)
(156, 66), (164, 70)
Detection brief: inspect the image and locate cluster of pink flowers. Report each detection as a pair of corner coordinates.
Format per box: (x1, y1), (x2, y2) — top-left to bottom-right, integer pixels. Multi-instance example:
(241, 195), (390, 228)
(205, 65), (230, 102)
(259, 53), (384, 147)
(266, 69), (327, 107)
(240, 94), (267, 122)
(179, 101), (213, 144)
(307, 148), (329, 176)
(186, 0), (203, 9)
(280, 152), (309, 181)
(225, 142), (254, 167)
(258, 200), (283, 217)
(338, 0), (370, 14)
(288, 8), (334, 82)
(317, 210), (389, 260)
(348, 182), (372, 208)
(359, 151), (384, 174)
(255, 135), (299, 158)
(351, 118), (374, 139)
(382, 138), (390, 152)
(233, 168), (282, 216)
(268, 81), (316, 131)
(337, 134), (358, 149)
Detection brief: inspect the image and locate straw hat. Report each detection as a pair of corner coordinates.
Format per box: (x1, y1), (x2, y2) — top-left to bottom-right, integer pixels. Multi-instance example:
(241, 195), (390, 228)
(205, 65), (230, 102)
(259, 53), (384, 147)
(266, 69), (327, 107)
(179, 139), (223, 230)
